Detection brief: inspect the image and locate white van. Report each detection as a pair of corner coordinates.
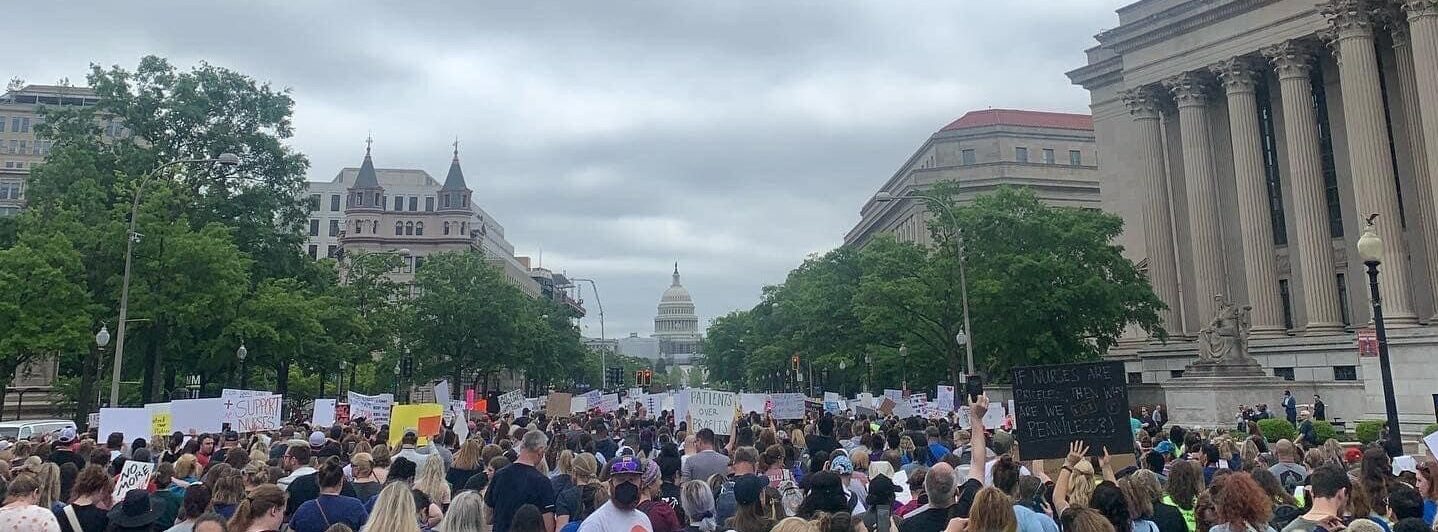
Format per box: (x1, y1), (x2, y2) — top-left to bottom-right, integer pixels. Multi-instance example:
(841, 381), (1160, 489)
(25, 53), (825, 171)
(0, 419), (76, 440)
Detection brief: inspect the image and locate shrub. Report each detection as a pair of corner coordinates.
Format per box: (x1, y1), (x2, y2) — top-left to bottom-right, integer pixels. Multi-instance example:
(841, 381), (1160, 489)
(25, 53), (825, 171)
(1310, 420), (1338, 443)
(1258, 418), (1297, 443)
(1355, 420), (1387, 444)
(1423, 424), (1438, 437)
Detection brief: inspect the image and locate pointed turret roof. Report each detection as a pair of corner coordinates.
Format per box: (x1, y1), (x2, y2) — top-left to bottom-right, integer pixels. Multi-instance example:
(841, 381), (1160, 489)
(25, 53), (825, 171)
(353, 135), (382, 189)
(441, 139), (469, 191)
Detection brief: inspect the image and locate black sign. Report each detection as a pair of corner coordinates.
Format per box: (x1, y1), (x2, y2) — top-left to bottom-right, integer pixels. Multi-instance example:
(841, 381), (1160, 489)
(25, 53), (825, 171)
(1011, 360), (1132, 460)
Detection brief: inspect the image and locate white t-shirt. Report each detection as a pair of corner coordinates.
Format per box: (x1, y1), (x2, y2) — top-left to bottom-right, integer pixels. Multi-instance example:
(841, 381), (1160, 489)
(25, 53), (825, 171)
(576, 501), (654, 532)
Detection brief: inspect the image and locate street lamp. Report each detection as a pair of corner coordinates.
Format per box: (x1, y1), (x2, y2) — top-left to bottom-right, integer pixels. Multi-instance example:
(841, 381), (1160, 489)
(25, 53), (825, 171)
(236, 343), (248, 389)
(393, 361), (401, 398)
(874, 190), (976, 384)
(572, 278), (607, 383)
(864, 353), (873, 395)
(899, 343), (909, 392)
(96, 326), (110, 348)
(110, 154), (242, 407)
(838, 360), (847, 396)
(1358, 214), (1403, 457)
(339, 360), (349, 398)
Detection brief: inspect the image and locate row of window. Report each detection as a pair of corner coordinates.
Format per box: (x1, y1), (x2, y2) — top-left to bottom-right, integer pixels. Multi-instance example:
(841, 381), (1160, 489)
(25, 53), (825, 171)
(0, 116), (33, 133)
(955, 147), (1085, 166)
(1128, 365), (1357, 383)
(1278, 274), (1352, 330)
(1, 139), (52, 156)
(2, 161), (26, 169)
(0, 181), (22, 200)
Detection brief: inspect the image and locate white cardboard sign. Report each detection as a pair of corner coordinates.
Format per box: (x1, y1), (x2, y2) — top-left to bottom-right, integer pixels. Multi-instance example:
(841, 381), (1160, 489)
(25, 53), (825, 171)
(112, 461), (155, 499)
(99, 407), (150, 442)
(347, 392), (394, 425)
(170, 398), (224, 434)
(687, 389), (737, 436)
(312, 399), (337, 427)
(498, 389), (525, 415)
(224, 394), (283, 432)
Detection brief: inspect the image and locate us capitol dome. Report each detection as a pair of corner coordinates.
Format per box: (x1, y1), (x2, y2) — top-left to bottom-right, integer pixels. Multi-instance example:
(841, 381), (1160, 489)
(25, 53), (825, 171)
(654, 263), (702, 357)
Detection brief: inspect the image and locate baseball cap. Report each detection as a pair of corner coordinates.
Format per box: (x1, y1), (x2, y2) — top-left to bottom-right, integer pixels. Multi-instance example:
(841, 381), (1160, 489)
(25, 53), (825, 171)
(829, 455), (854, 475)
(1344, 447), (1363, 464)
(57, 427), (77, 443)
(308, 431), (326, 449)
(609, 456), (643, 476)
(733, 475), (768, 505)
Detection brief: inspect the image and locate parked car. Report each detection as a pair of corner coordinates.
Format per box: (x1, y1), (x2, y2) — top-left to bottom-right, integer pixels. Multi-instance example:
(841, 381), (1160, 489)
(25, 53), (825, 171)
(0, 419), (76, 440)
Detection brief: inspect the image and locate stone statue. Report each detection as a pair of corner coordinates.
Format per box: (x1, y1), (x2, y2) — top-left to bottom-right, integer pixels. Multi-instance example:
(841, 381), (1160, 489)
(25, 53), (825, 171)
(1197, 294), (1254, 365)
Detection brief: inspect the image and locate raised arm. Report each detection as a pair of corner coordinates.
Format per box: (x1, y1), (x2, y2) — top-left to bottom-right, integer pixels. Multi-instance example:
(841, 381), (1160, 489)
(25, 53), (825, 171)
(968, 395), (988, 485)
(1053, 441), (1088, 514)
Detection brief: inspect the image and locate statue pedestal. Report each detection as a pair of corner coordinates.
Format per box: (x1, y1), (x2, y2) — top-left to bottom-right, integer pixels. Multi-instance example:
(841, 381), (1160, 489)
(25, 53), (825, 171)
(1180, 358), (1268, 378)
(1164, 372), (1294, 430)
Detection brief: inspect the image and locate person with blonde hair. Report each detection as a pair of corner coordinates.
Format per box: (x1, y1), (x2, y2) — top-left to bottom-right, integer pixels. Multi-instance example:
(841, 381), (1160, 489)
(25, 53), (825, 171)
(0, 475), (62, 531)
(439, 490), (486, 532)
(350, 453), (383, 502)
(557, 453), (609, 530)
(448, 440), (484, 495)
(414, 454), (451, 508)
(1060, 507), (1118, 532)
(361, 482), (419, 532)
(968, 486), (1019, 532)
(227, 484), (286, 532)
(771, 516), (817, 532)
(679, 480), (716, 532)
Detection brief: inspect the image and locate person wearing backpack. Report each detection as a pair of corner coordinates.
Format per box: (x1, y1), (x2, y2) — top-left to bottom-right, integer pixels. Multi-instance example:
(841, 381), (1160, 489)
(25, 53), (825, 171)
(712, 447), (763, 527)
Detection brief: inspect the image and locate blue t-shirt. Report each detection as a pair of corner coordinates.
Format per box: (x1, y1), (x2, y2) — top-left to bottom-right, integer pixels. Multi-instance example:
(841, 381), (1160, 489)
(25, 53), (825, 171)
(290, 494), (368, 532)
(1423, 500), (1435, 526)
(927, 443), (951, 466)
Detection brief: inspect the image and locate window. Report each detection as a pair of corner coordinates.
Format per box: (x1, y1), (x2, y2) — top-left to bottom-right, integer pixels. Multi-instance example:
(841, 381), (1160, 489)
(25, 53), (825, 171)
(1337, 273), (1351, 326)
(1279, 279), (1294, 331)
(1312, 66), (1345, 238)
(394, 196), (403, 211)
(460, 221), (467, 234)
(10, 117), (19, 132)
(1015, 147), (1028, 163)
(30, 141), (39, 155)
(1042, 148), (1055, 164)
(308, 194), (321, 211)
(330, 194), (341, 211)
(1127, 372), (1143, 384)
(1257, 80), (1288, 245)
(443, 222), (450, 235)
(409, 196), (418, 211)
(1334, 366), (1357, 381)
(961, 149), (975, 165)
(395, 222), (403, 236)
(328, 219), (340, 237)
(0, 182), (20, 200)
(373, 192), (381, 206)
(308, 219), (320, 236)
(326, 245), (337, 258)
(354, 220), (363, 234)
(17, 141), (26, 155)
(0, 116), (5, 132)
(415, 222), (423, 236)
(1069, 150), (1082, 165)
(8, 140), (17, 154)
(405, 222), (414, 236)
(414, 256), (425, 271)
(1169, 370), (1184, 379)
(442, 194), (451, 208)
(1273, 367), (1296, 381)
(425, 197), (435, 211)
(307, 245), (318, 259)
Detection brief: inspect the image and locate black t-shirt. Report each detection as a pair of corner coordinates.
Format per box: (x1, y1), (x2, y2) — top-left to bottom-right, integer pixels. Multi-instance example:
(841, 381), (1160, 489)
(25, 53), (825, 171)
(55, 502), (108, 532)
(807, 434), (840, 471)
(485, 462), (557, 532)
(1151, 500), (1188, 532)
(897, 502), (962, 532)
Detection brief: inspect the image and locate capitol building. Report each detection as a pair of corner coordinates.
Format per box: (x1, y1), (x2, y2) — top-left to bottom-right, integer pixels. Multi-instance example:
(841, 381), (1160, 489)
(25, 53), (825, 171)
(654, 264), (703, 357)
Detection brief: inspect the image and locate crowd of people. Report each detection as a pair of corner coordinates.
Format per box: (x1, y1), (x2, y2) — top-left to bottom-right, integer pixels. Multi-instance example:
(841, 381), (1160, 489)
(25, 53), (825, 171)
(0, 392), (1431, 532)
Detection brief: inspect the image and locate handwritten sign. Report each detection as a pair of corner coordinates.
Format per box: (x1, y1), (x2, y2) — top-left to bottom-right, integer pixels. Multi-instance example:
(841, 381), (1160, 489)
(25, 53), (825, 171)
(884, 389), (904, 404)
(1012, 360), (1132, 460)
(497, 389), (524, 415)
(348, 392), (394, 425)
(223, 394), (283, 432)
(546, 393), (572, 418)
(112, 460), (155, 499)
(222, 388), (271, 399)
(770, 393), (806, 420)
(936, 386), (955, 413)
(642, 393), (663, 418)
(740, 393), (769, 415)
(687, 389), (737, 436)
(147, 403), (172, 436)
(312, 399), (337, 427)
(449, 401), (469, 442)
(595, 394), (620, 413)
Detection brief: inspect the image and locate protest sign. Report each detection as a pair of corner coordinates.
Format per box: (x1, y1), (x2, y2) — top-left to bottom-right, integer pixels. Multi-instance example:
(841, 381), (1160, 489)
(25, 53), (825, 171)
(448, 401), (469, 442)
(1012, 360), (1131, 460)
(580, 389), (602, 404)
(100, 408), (149, 442)
(739, 393), (769, 415)
(497, 389), (525, 415)
(628, 388), (644, 401)
(824, 392), (841, 404)
(642, 393), (663, 418)
(824, 400), (840, 414)
(673, 390), (689, 419)
(433, 380), (451, 403)
(893, 401), (915, 419)
(221, 388), (271, 399)
(546, 393), (572, 418)
(570, 396), (589, 414)
(347, 392), (394, 424)
(908, 393), (928, 418)
(312, 399), (336, 427)
(223, 394), (283, 432)
(146, 403), (171, 436)
(86, 412), (99, 430)
(936, 386), (955, 413)
(112, 460), (155, 499)
(1424, 431), (1438, 459)
(687, 389), (737, 436)
(170, 398), (224, 434)
(336, 403), (351, 425)
(884, 389), (904, 404)
(389, 403), (444, 446)
(878, 397), (896, 416)
(770, 393), (806, 420)
(596, 394), (620, 413)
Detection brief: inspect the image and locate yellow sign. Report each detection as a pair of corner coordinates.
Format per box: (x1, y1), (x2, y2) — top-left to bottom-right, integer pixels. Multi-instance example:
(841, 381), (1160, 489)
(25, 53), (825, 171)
(388, 403), (444, 447)
(151, 413), (172, 436)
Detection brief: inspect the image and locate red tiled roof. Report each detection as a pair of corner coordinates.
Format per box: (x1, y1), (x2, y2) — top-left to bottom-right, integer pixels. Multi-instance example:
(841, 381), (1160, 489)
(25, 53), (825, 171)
(939, 109), (1093, 132)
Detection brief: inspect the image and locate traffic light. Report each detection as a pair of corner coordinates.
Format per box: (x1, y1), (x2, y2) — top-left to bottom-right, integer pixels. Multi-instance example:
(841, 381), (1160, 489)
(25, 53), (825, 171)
(791, 354), (800, 371)
(643, 369), (653, 386)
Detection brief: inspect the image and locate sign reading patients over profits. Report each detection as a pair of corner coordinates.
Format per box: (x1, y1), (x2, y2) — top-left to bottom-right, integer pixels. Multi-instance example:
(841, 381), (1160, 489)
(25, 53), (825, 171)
(1011, 360), (1131, 460)
(687, 389), (737, 436)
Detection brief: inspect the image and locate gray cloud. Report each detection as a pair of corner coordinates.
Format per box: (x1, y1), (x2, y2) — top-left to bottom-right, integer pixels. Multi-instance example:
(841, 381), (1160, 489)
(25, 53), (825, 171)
(11, 0), (1128, 339)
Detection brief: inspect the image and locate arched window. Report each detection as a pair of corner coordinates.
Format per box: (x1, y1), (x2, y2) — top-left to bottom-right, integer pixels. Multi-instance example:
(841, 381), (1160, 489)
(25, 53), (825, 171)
(405, 222), (414, 236)
(415, 222), (423, 236)
(395, 222), (403, 236)
(374, 192), (382, 205)
(354, 220), (363, 234)
(443, 222), (451, 235)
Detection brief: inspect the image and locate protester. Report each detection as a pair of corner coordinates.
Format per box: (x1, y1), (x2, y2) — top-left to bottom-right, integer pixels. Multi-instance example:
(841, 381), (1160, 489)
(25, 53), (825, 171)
(577, 456), (654, 532)
(437, 490), (485, 532)
(678, 480), (716, 532)
(680, 430), (727, 485)
(637, 458), (680, 532)
(290, 458), (368, 532)
(446, 441), (483, 495)
(414, 455), (451, 509)
(486, 430), (556, 532)
(164, 484), (213, 532)
(364, 482), (420, 532)
(107, 490), (166, 532)
(55, 465), (110, 532)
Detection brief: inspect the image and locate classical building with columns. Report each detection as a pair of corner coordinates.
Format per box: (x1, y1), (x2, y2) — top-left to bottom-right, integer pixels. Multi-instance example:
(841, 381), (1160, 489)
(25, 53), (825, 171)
(1070, 0), (1438, 433)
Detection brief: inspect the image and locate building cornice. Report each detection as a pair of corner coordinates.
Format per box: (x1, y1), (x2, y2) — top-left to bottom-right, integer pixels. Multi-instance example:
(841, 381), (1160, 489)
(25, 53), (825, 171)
(1097, 0), (1279, 54)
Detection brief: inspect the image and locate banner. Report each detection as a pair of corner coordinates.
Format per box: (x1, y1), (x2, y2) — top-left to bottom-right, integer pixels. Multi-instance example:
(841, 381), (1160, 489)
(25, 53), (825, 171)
(1012, 360), (1132, 460)
(497, 389), (524, 415)
(546, 393), (572, 418)
(389, 403), (444, 446)
(222, 388), (271, 399)
(580, 389), (602, 404)
(739, 393), (769, 415)
(171, 398), (225, 434)
(223, 394), (283, 432)
(595, 393), (620, 413)
(112, 461), (154, 499)
(347, 392), (394, 425)
(770, 393), (806, 420)
(99, 408), (149, 442)
(687, 389), (737, 436)
(146, 403), (172, 437)
(313, 399), (337, 427)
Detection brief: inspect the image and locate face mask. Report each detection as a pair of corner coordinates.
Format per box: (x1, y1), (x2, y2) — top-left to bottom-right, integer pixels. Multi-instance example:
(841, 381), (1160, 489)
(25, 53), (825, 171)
(612, 481), (640, 509)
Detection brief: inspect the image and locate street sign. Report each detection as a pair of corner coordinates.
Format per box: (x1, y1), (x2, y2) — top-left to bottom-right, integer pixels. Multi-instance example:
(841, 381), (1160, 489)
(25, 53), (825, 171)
(1358, 328), (1378, 358)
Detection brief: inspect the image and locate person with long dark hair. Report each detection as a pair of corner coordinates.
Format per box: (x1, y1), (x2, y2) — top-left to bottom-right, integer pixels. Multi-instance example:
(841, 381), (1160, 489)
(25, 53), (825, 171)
(291, 458), (367, 532)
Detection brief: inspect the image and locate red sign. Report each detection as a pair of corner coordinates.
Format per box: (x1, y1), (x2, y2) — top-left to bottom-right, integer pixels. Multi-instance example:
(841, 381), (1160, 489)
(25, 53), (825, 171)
(1357, 328), (1378, 358)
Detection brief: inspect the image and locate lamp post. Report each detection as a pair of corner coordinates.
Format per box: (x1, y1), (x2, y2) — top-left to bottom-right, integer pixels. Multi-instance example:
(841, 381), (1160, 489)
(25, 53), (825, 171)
(110, 154), (241, 407)
(1357, 214), (1404, 457)
(572, 278), (607, 384)
(236, 343), (248, 389)
(874, 191), (975, 383)
(899, 343), (909, 393)
(92, 326), (110, 413)
(864, 353), (873, 395)
(838, 360), (847, 397)
(392, 361), (401, 398)
(338, 360), (348, 399)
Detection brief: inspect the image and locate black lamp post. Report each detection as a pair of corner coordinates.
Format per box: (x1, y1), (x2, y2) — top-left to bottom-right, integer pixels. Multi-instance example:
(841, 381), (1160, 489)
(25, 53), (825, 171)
(899, 343), (909, 393)
(1357, 214), (1404, 457)
(865, 353), (873, 395)
(236, 343), (248, 389)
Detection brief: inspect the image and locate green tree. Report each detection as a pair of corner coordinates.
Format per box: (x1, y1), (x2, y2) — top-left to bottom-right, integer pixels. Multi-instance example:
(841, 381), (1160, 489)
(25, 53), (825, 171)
(0, 231), (93, 411)
(407, 251), (528, 391)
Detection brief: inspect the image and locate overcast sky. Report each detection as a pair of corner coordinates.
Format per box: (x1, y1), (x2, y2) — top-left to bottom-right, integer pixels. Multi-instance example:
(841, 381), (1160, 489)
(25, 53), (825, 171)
(13, 0), (1129, 340)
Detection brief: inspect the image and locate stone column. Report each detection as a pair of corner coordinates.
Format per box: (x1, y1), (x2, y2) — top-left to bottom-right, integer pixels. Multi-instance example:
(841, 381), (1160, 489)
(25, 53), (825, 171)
(1323, 0), (1419, 325)
(1212, 58), (1287, 337)
(1401, 0), (1438, 321)
(1264, 41), (1347, 334)
(1165, 72), (1228, 324)
(1123, 86), (1183, 337)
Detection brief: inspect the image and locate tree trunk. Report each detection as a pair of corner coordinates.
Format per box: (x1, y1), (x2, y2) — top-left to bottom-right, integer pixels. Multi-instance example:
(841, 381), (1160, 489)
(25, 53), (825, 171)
(276, 360), (290, 399)
(75, 345), (100, 425)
